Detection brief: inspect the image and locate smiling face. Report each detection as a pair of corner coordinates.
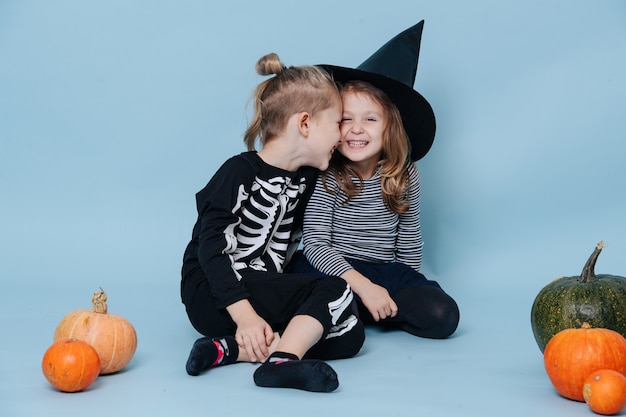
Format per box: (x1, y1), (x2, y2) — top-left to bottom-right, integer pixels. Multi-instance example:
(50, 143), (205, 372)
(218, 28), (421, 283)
(338, 91), (386, 178)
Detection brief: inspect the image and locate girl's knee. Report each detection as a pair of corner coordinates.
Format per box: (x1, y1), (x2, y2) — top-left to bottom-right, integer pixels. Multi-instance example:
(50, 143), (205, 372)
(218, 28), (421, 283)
(439, 304), (460, 338)
(429, 297), (460, 338)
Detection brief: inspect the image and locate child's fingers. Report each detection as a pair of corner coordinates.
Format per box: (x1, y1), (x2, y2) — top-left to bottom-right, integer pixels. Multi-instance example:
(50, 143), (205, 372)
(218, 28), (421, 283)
(265, 326), (275, 346)
(390, 300), (399, 317)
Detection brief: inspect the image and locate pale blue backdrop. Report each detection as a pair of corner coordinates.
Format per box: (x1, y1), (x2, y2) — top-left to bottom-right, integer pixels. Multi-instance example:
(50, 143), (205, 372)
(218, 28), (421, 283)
(1, 1), (625, 416)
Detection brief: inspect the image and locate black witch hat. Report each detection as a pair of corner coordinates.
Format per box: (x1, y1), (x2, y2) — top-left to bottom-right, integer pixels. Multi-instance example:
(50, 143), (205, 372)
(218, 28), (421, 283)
(319, 20), (435, 161)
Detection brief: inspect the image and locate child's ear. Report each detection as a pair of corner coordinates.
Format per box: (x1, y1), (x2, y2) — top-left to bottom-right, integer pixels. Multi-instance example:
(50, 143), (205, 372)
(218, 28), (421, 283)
(297, 112), (311, 137)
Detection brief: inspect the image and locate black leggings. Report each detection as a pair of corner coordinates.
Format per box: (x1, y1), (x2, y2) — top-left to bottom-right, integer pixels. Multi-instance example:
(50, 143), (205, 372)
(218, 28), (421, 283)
(181, 267), (365, 360)
(361, 285), (459, 338)
(287, 252), (460, 339)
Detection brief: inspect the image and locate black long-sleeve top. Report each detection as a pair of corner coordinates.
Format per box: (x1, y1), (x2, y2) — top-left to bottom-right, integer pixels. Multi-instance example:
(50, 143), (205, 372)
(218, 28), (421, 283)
(182, 152), (318, 309)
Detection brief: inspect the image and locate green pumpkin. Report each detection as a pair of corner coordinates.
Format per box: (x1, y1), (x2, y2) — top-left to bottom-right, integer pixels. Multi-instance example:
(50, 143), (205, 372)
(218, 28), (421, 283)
(531, 241), (626, 352)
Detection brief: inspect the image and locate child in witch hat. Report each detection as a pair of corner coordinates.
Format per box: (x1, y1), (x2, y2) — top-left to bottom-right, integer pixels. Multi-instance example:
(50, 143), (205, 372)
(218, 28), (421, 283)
(181, 53), (365, 392)
(288, 21), (460, 338)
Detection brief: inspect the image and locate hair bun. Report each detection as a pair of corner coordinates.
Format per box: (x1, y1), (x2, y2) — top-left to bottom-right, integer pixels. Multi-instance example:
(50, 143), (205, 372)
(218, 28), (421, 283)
(256, 53), (285, 76)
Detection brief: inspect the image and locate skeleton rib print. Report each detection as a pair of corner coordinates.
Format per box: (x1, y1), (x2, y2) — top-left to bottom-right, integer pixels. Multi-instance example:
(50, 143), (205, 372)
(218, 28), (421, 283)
(225, 175), (305, 276)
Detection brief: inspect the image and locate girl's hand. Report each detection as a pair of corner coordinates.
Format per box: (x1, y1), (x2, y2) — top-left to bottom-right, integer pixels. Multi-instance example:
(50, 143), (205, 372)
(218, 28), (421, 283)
(226, 299), (275, 362)
(359, 281), (398, 322)
(341, 269), (398, 322)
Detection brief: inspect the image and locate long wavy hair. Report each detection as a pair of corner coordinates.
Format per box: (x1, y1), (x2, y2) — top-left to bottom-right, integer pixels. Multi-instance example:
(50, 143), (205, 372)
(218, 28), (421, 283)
(243, 53), (339, 150)
(323, 80), (413, 214)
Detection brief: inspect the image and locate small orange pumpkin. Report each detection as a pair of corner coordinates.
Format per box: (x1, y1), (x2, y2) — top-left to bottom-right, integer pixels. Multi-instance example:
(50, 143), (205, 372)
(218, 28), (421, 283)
(583, 369), (626, 415)
(54, 289), (137, 374)
(544, 323), (626, 401)
(42, 338), (100, 392)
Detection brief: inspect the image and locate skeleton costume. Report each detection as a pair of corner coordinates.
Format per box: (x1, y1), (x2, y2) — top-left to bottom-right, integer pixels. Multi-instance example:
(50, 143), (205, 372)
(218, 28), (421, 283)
(181, 152), (364, 360)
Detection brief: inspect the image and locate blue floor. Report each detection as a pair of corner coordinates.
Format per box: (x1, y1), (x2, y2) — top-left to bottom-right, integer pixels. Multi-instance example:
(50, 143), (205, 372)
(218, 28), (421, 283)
(0, 276), (603, 417)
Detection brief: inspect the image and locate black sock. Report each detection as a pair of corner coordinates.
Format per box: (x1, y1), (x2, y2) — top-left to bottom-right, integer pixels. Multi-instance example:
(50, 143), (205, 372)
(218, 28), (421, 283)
(185, 336), (239, 376)
(253, 352), (339, 392)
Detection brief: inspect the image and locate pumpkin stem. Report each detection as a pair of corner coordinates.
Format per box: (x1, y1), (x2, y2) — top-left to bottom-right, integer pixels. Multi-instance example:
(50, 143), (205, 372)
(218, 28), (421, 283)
(577, 241), (604, 283)
(92, 288), (108, 314)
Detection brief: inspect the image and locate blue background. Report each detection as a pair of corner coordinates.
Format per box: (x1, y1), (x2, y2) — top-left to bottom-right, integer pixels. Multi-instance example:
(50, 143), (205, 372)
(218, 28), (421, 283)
(1, 1), (625, 416)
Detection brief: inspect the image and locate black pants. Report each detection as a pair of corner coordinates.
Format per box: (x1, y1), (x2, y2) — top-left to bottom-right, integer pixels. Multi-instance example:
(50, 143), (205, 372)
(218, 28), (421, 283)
(287, 252), (460, 339)
(181, 267), (365, 360)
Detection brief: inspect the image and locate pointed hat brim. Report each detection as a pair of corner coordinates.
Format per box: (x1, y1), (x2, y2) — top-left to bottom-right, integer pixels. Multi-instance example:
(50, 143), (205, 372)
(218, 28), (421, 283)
(318, 21), (435, 161)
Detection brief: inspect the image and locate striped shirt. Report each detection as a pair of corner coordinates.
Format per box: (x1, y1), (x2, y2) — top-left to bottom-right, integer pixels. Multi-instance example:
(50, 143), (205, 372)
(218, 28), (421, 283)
(302, 163), (423, 277)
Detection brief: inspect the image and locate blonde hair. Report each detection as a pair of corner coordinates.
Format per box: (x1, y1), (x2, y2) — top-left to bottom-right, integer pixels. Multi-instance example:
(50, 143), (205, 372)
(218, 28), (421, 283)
(244, 53), (340, 151)
(323, 80), (412, 214)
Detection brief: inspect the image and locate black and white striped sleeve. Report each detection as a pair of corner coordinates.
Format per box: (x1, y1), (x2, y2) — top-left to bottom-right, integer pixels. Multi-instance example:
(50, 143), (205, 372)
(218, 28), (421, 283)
(302, 174), (354, 277)
(395, 164), (423, 271)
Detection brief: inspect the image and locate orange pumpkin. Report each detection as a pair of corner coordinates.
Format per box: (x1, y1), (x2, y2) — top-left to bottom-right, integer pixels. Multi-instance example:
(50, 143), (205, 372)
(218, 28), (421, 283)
(583, 369), (626, 415)
(544, 323), (626, 401)
(54, 289), (137, 374)
(42, 338), (100, 392)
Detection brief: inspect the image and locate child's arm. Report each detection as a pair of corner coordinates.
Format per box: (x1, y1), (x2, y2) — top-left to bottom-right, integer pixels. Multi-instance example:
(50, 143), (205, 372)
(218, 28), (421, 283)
(341, 269), (398, 321)
(195, 156), (276, 360)
(396, 164), (423, 270)
(302, 174), (397, 320)
(194, 156), (255, 309)
(301, 174), (353, 275)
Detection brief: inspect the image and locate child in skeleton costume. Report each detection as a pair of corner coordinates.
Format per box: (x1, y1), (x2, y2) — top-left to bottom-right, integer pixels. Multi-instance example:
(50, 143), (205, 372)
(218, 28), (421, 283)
(288, 22), (460, 339)
(181, 53), (364, 393)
